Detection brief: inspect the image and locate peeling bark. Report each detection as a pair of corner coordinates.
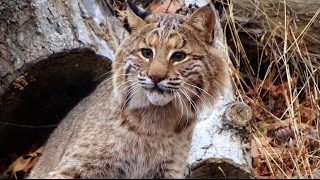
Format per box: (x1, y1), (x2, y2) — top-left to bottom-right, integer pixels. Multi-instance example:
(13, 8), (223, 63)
(0, 0), (126, 94)
(0, 0), (122, 163)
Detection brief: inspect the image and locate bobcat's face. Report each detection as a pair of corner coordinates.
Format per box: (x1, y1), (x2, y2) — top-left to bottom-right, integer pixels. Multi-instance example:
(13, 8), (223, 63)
(131, 22), (202, 106)
(113, 5), (227, 113)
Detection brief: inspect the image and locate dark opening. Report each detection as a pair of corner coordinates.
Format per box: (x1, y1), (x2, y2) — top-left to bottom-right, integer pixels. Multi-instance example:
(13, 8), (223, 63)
(0, 49), (112, 172)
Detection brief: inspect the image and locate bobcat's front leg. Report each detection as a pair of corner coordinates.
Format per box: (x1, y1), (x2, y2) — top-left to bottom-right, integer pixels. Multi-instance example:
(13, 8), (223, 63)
(154, 160), (186, 179)
(47, 161), (122, 179)
(158, 171), (185, 179)
(47, 165), (80, 179)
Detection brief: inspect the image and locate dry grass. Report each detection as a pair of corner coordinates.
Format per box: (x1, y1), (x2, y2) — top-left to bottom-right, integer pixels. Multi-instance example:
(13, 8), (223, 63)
(220, 0), (320, 178)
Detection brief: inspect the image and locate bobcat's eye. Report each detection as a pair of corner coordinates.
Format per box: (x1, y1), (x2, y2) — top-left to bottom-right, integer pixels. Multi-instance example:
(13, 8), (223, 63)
(171, 52), (186, 61)
(141, 48), (153, 58)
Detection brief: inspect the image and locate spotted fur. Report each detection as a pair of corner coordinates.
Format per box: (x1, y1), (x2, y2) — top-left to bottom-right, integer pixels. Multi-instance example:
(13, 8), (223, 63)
(27, 1), (229, 179)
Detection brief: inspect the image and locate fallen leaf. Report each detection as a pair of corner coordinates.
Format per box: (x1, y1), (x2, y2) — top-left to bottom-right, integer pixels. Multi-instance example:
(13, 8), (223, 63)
(115, 8), (127, 22)
(254, 161), (272, 178)
(259, 146), (283, 159)
(271, 76), (298, 97)
(22, 156), (40, 173)
(245, 96), (268, 122)
(4, 146), (44, 179)
(149, 0), (183, 13)
(251, 139), (261, 158)
(259, 136), (273, 147)
(274, 168), (286, 178)
(6, 156), (32, 179)
(298, 105), (319, 123)
(259, 67), (277, 90)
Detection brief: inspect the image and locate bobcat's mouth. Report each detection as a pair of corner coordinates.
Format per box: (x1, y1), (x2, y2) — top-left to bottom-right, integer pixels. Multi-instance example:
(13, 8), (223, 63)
(150, 85), (164, 93)
(145, 89), (175, 106)
(142, 83), (174, 106)
(142, 82), (172, 94)
(138, 76), (176, 105)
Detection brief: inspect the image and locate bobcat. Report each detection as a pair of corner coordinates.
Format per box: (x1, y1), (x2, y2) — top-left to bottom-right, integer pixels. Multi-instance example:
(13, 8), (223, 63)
(27, 0), (229, 178)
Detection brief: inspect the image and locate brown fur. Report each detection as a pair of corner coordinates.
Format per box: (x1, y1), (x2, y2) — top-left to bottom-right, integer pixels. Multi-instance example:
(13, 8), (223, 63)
(27, 3), (229, 179)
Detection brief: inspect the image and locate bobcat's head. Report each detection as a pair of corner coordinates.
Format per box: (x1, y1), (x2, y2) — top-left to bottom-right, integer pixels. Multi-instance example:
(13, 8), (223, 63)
(113, 0), (228, 114)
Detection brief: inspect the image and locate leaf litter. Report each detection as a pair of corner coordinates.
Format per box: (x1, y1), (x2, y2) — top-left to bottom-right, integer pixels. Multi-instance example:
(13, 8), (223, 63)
(222, 0), (320, 178)
(2, 146), (43, 179)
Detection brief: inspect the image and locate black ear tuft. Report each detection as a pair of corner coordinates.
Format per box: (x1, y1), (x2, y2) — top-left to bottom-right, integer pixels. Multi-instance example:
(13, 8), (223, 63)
(126, 0), (151, 19)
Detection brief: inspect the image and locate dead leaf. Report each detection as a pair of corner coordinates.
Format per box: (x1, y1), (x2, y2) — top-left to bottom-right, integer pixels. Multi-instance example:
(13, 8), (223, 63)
(274, 168), (286, 178)
(253, 160), (272, 178)
(5, 146), (44, 179)
(245, 96), (268, 122)
(260, 136), (273, 147)
(251, 139), (261, 158)
(259, 67), (277, 90)
(260, 146), (283, 159)
(272, 76), (298, 96)
(149, 0), (183, 13)
(22, 156), (40, 173)
(115, 8), (127, 22)
(298, 105), (319, 123)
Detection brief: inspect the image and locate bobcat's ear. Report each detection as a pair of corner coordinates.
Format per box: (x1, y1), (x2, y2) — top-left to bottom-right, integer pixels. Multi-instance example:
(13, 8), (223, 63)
(126, 0), (150, 32)
(185, 6), (215, 43)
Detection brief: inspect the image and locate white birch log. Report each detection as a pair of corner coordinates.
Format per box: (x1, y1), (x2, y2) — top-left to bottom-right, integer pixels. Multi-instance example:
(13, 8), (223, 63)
(183, 1), (253, 178)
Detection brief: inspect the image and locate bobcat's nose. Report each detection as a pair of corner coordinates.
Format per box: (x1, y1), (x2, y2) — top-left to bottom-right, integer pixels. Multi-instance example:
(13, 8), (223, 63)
(149, 74), (165, 84)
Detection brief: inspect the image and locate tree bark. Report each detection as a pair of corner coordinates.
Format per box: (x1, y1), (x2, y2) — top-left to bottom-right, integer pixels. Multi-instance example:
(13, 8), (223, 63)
(0, 0), (123, 169)
(184, 1), (253, 178)
(0, 0), (127, 94)
(0, 0), (253, 178)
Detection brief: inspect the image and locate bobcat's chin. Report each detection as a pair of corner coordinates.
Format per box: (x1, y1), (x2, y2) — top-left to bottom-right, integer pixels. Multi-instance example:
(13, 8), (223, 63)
(145, 90), (174, 106)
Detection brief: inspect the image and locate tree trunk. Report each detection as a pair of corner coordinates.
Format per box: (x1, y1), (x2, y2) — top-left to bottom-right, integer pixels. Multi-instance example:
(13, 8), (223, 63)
(0, 0), (123, 173)
(184, 1), (253, 178)
(0, 0), (253, 178)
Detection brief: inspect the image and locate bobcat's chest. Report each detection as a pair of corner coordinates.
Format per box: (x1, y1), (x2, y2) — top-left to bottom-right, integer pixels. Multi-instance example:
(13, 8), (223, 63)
(114, 133), (184, 178)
